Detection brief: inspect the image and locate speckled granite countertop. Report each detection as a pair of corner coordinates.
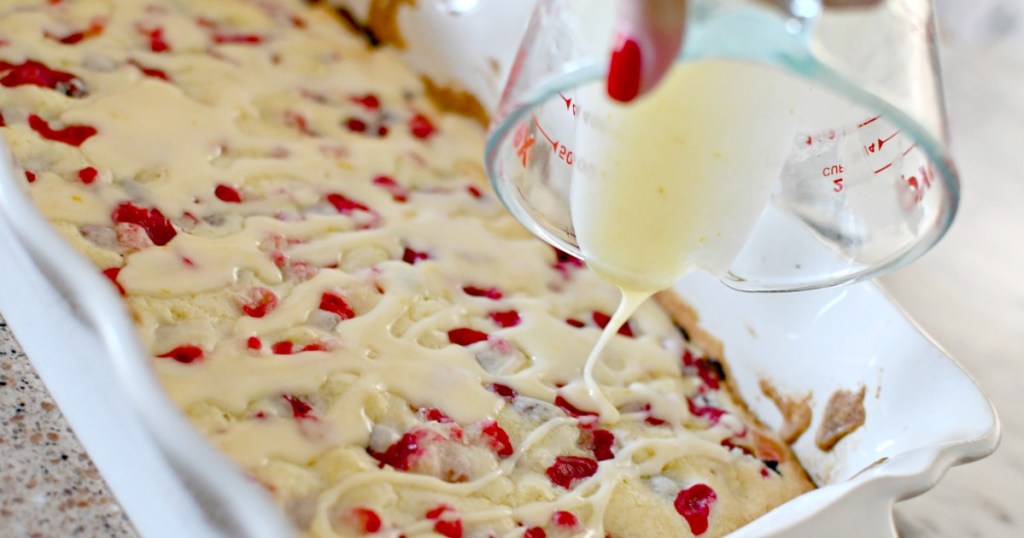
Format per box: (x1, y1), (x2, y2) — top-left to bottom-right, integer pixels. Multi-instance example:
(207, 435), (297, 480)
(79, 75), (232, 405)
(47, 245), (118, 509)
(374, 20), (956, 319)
(0, 319), (136, 537)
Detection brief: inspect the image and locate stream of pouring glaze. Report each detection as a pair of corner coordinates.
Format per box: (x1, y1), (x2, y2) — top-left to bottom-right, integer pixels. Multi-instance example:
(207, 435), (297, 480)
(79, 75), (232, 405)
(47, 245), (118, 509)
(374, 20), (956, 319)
(571, 61), (802, 421)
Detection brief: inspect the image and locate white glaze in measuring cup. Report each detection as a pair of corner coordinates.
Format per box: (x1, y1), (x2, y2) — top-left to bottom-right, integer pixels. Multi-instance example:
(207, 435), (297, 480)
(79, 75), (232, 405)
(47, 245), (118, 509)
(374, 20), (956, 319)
(486, 0), (959, 293)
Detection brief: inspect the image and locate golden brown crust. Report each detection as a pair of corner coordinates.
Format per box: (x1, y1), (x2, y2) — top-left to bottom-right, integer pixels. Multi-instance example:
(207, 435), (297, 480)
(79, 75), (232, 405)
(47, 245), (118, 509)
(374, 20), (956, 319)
(759, 379), (813, 444)
(365, 0), (416, 48)
(816, 385), (866, 450)
(419, 76), (490, 127)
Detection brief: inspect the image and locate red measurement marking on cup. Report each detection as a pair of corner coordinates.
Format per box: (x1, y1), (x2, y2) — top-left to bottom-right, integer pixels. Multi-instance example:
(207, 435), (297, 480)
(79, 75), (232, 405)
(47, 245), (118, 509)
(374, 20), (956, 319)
(513, 122), (536, 168)
(558, 93), (578, 116)
(822, 163), (844, 193)
(857, 115), (881, 128)
(902, 143), (917, 157)
(531, 115), (575, 166)
(864, 131), (899, 155)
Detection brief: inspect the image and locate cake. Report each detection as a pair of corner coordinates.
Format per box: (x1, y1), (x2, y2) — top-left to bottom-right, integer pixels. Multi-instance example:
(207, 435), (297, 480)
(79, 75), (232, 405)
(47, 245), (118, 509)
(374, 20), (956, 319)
(0, 0), (814, 536)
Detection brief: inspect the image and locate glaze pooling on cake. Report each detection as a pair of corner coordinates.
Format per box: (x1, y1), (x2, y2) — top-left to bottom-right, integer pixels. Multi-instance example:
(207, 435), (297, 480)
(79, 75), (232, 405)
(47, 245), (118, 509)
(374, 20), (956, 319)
(0, 1), (813, 536)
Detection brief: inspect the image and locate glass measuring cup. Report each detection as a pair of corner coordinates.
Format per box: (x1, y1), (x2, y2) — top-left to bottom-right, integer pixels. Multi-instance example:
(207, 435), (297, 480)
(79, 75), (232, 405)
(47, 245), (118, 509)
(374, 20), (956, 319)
(485, 0), (959, 292)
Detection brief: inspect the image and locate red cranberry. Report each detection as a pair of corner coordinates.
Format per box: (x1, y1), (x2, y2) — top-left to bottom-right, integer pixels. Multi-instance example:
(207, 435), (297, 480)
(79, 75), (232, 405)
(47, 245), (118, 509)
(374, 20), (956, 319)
(214, 184), (242, 203)
(213, 33), (264, 45)
(156, 345), (204, 364)
(351, 94), (380, 109)
(110, 202), (177, 246)
(371, 430), (431, 470)
(409, 113), (437, 139)
(489, 383), (517, 400)
(372, 175), (408, 202)
(687, 398), (726, 425)
(674, 483), (717, 536)
(139, 26), (170, 52)
(554, 396), (597, 419)
(28, 114), (97, 146)
(128, 60), (169, 81)
(345, 117), (368, 133)
(591, 311), (633, 337)
(589, 429), (615, 461)
(489, 310), (520, 328)
(351, 507), (382, 533)
(246, 336), (262, 350)
(479, 420), (513, 458)
(524, 528), (546, 538)
(552, 511), (578, 528)
(271, 341), (294, 355)
(422, 408), (454, 424)
(402, 247), (429, 264)
(101, 267), (125, 296)
(433, 519), (462, 538)
(319, 291), (355, 320)
(241, 287), (278, 318)
(282, 394), (315, 420)
(0, 60), (85, 97)
(546, 456), (598, 489)
(447, 328), (489, 346)
(462, 286), (502, 300)
(326, 193), (370, 214)
(77, 166), (98, 185)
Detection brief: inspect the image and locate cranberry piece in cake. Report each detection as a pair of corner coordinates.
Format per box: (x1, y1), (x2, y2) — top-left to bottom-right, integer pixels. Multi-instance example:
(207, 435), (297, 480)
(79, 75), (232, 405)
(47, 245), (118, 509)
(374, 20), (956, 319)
(489, 383), (517, 401)
(674, 483), (717, 536)
(592, 311), (634, 337)
(156, 345), (204, 364)
(447, 328), (488, 346)
(351, 94), (380, 110)
(138, 26), (171, 52)
(370, 430), (433, 470)
(372, 175), (408, 202)
(240, 287), (278, 318)
(319, 291), (355, 320)
(463, 285), (502, 300)
(326, 192), (371, 214)
(587, 429), (616, 461)
(687, 398), (727, 425)
(77, 167), (98, 185)
(282, 394), (315, 420)
(524, 527), (546, 538)
(426, 505), (463, 538)
(350, 507), (382, 533)
(214, 184), (243, 203)
(0, 60), (86, 97)
(270, 341), (294, 355)
(409, 113), (437, 139)
(546, 456), (599, 489)
(110, 202), (177, 246)
(28, 114), (97, 146)
(101, 267), (125, 295)
(402, 247), (429, 264)
(554, 396), (597, 419)
(552, 511), (579, 528)
(477, 420), (513, 458)
(489, 310), (521, 328)
(46, 18), (106, 45)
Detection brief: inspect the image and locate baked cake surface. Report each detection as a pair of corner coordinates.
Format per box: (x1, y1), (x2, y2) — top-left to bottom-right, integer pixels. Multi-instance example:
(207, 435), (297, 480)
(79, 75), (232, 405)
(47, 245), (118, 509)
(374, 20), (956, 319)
(0, 1), (813, 536)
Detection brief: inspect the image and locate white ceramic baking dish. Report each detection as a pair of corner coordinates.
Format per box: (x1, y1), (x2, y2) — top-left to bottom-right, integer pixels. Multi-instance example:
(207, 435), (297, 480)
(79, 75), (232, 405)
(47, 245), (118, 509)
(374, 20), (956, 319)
(0, 1), (999, 537)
